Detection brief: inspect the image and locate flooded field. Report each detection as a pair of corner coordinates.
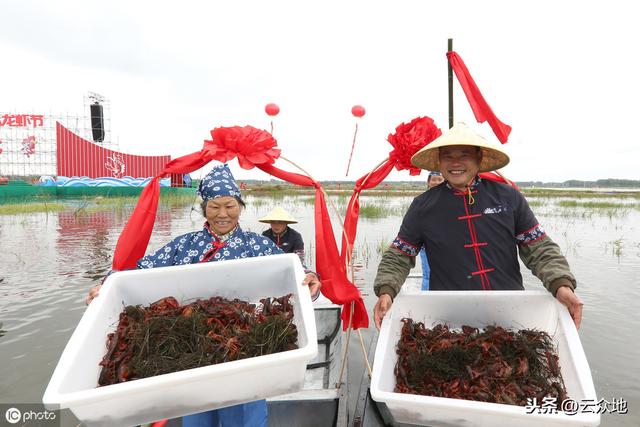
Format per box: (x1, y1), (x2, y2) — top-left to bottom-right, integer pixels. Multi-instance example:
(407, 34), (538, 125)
(0, 192), (639, 426)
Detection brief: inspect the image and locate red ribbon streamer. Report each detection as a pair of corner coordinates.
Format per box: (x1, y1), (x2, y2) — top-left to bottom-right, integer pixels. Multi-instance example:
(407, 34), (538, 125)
(447, 51), (512, 144)
(479, 171), (520, 190)
(341, 159), (395, 265)
(112, 150), (212, 271)
(257, 163), (368, 330)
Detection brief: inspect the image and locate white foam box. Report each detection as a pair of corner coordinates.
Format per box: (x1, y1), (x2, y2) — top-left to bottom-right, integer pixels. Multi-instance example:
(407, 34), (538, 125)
(43, 253), (317, 427)
(370, 291), (600, 427)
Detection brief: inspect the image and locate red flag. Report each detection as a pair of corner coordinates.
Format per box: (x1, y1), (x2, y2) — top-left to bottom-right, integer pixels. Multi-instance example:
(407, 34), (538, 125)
(447, 51), (512, 143)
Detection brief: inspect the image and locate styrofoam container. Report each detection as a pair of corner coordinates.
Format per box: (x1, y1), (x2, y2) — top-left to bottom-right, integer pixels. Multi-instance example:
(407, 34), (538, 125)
(371, 291), (599, 427)
(43, 253), (317, 427)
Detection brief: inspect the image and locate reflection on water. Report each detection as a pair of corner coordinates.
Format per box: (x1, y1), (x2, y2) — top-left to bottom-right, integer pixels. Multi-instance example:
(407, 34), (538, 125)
(0, 195), (638, 426)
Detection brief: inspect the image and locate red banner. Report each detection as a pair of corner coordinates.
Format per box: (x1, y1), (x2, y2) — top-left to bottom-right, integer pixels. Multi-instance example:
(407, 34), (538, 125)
(56, 122), (171, 178)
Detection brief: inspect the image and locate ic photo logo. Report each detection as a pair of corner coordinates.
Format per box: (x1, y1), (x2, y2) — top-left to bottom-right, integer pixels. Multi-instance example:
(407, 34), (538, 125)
(2, 405), (58, 425)
(5, 407), (21, 424)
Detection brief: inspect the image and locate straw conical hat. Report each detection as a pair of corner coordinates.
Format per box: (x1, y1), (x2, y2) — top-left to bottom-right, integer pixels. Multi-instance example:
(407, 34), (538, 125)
(259, 206), (298, 224)
(411, 122), (510, 173)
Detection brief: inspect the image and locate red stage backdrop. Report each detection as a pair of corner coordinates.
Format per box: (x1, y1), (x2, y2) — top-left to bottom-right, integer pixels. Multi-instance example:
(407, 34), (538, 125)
(56, 122), (173, 180)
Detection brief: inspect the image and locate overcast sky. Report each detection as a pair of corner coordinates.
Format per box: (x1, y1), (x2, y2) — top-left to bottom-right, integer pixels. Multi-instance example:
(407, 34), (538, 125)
(2, 0), (638, 183)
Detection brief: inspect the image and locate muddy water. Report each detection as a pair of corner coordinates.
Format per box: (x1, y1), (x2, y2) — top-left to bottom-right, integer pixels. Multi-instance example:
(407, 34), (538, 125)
(0, 194), (638, 426)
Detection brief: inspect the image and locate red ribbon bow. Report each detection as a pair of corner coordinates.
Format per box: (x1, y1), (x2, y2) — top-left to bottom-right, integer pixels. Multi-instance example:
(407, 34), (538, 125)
(204, 126), (281, 169)
(341, 117), (442, 264)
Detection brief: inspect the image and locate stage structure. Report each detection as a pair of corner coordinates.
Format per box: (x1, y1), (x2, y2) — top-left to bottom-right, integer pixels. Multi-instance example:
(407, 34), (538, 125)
(0, 93), (113, 177)
(0, 94), (182, 186)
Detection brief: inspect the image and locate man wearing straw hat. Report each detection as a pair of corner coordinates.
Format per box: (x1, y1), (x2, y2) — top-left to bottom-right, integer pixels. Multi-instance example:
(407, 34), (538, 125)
(260, 206), (305, 263)
(373, 122), (583, 329)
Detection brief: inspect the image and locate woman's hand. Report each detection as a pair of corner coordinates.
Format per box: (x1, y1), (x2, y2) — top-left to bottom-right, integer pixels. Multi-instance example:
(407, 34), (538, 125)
(374, 294), (393, 330)
(86, 284), (101, 305)
(86, 270), (117, 305)
(302, 273), (321, 301)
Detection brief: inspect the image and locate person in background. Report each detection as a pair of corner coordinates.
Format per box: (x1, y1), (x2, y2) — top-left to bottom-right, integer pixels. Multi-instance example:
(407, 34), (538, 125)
(86, 164), (320, 427)
(418, 171), (445, 290)
(260, 207), (305, 264)
(183, 173), (192, 188)
(373, 122), (583, 330)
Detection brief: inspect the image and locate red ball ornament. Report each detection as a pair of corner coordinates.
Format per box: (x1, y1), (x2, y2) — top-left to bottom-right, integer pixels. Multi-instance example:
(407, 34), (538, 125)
(265, 103), (280, 116)
(351, 105), (366, 118)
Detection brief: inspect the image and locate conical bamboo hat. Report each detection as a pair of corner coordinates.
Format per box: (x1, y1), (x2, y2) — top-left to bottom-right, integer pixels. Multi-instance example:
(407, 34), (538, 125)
(411, 122), (510, 172)
(259, 206), (298, 224)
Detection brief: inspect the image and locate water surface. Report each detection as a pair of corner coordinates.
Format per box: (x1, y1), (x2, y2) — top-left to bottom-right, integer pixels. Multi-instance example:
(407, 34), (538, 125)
(0, 194), (638, 426)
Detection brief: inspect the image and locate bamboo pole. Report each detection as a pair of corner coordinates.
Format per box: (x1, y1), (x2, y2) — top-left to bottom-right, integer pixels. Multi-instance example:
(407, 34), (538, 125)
(448, 38), (454, 129)
(343, 157), (388, 380)
(345, 122), (359, 176)
(278, 155), (374, 384)
(336, 300), (354, 388)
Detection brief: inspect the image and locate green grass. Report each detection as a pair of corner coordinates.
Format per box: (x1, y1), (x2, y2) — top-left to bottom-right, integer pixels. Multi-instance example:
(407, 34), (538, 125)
(299, 196), (316, 205)
(359, 204), (388, 218)
(557, 200), (633, 209)
(376, 237), (391, 255)
(91, 193), (196, 207)
(522, 189), (640, 199)
(245, 185), (306, 197)
(0, 192), (196, 215)
(604, 238), (624, 258)
(249, 197), (269, 208)
(238, 185), (427, 198)
(243, 185), (639, 200)
(0, 202), (67, 215)
(527, 199), (548, 208)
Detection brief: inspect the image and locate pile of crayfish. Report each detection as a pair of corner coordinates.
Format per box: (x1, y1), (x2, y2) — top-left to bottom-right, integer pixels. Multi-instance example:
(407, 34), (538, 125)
(98, 294), (297, 386)
(395, 320), (568, 408)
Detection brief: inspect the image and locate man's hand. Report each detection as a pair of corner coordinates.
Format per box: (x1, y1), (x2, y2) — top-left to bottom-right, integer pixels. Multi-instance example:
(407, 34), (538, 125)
(302, 273), (321, 300)
(555, 286), (584, 329)
(374, 294), (393, 330)
(86, 284), (101, 305)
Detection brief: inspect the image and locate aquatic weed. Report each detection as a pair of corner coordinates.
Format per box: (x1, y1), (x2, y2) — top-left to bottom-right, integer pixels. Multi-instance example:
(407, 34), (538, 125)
(359, 204), (387, 219)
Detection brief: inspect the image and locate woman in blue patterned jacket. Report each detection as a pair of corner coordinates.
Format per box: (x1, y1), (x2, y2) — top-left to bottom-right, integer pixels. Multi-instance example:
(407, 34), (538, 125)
(138, 165), (290, 270)
(87, 163), (320, 427)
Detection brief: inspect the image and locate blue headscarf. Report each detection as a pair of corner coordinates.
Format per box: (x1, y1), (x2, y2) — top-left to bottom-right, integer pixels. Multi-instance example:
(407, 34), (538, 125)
(197, 164), (242, 201)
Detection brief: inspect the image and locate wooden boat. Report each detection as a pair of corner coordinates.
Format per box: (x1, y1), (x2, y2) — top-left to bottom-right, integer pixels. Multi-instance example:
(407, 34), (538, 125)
(268, 276), (427, 427)
(268, 296), (348, 427)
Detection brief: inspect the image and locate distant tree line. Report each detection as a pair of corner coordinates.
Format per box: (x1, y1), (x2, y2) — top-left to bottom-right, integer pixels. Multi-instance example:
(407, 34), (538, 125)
(516, 179), (640, 188)
(241, 178), (640, 189)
